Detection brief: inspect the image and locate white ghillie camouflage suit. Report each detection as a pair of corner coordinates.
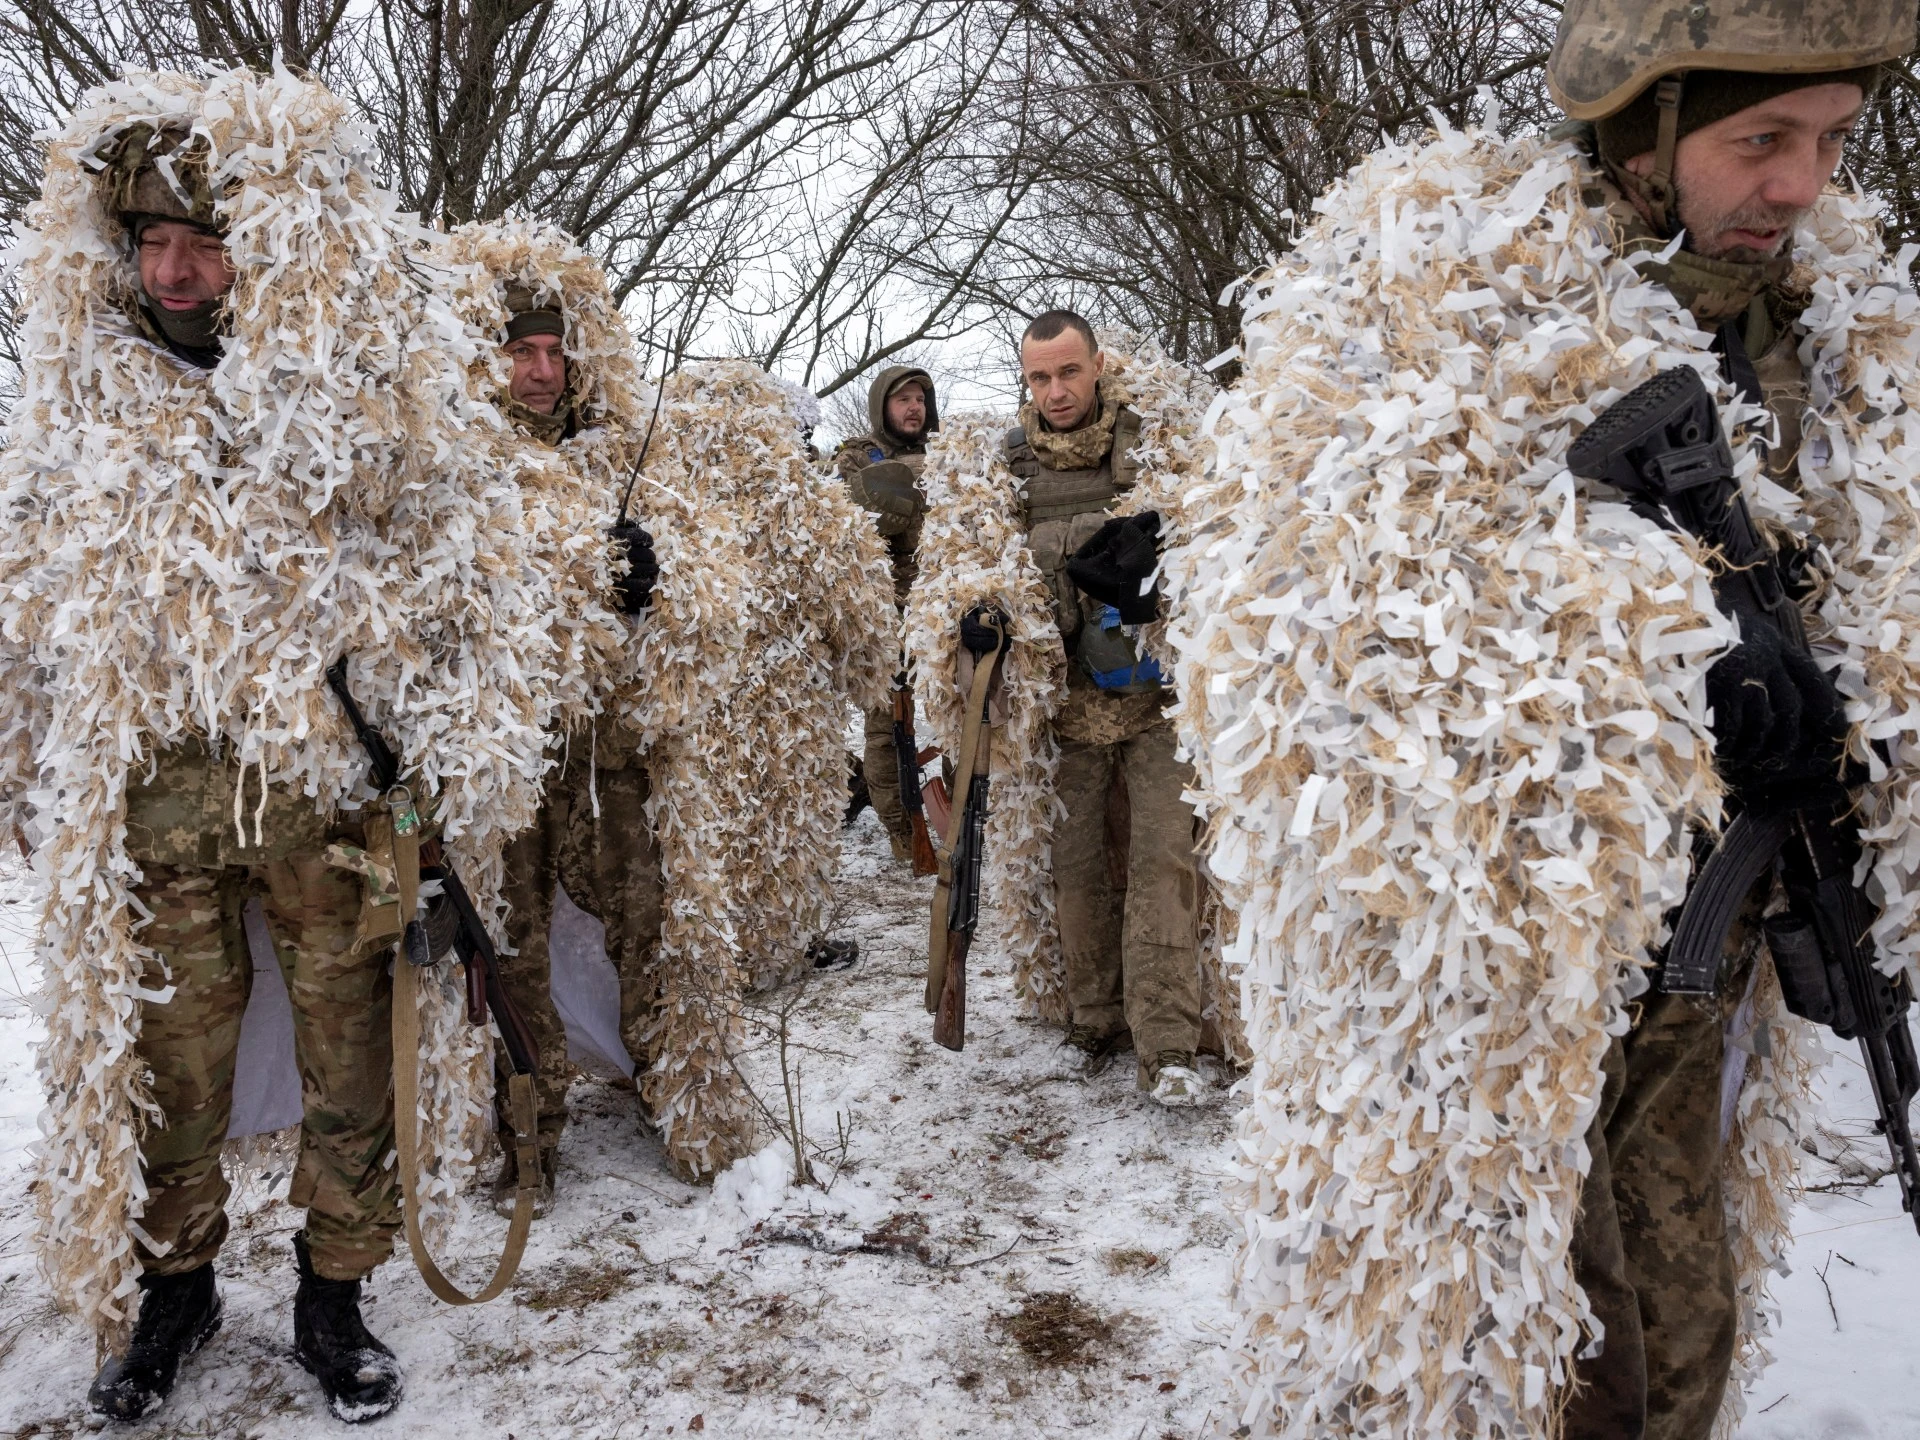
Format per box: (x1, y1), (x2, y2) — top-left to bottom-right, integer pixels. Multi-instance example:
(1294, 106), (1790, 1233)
(1169, 115), (1920, 1439)
(0, 67), (590, 1340)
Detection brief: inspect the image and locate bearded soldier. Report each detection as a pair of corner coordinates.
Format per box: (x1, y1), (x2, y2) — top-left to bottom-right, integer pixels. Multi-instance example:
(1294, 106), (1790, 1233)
(448, 225), (659, 1209)
(1174, 3), (1920, 1438)
(837, 366), (939, 867)
(0, 72), (568, 1425)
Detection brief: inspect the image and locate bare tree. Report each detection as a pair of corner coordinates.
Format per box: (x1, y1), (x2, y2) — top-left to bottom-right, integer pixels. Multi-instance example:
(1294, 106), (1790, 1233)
(1852, 59), (1920, 256)
(913, 0), (1560, 372)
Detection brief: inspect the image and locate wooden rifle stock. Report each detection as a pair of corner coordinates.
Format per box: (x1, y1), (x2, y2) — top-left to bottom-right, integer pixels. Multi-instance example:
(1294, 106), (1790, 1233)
(932, 931), (971, 1051)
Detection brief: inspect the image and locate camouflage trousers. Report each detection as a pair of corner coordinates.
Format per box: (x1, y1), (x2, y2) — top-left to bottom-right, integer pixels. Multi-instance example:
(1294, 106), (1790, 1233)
(1566, 938), (1759, 1440)
(496, 740), (664, 1154)
(133, 850), (400, 1283)
(861, 704), (913, 863)
(1051, 718), (1203, 1079)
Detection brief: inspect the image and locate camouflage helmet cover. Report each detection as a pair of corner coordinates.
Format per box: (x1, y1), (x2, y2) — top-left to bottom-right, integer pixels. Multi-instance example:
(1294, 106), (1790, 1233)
(90, 121), (221, 231)
(1547, 0), (1917, 118)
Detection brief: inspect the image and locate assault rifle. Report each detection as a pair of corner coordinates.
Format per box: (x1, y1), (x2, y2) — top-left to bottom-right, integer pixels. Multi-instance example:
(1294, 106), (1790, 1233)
(926, 612), (1006, 1051)
(1569, 365), (1920, 1236)
(324, 658), (539, 1077)
(891, 674), (939, 877)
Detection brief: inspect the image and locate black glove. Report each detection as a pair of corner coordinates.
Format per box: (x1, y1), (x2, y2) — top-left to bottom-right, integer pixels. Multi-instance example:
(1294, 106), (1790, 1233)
(608, 519), (657, 616)
(1705, 610), (1849, 799)
(1067, 511), (1162, 624)
(959, 606), (1007, 657)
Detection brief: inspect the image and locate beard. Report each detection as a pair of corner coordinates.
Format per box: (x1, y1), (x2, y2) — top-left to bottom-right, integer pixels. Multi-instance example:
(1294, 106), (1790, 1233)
(1676, 185), (1809, 262)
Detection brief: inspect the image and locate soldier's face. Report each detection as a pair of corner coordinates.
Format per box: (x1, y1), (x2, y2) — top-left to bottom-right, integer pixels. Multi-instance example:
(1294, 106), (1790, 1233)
(885, 381), (928, 439)
(137, 221), (234, 309)
(1634, 82), (1864, 261)
(1021, 332), (1105, 432)
(505, 333), (567, 415)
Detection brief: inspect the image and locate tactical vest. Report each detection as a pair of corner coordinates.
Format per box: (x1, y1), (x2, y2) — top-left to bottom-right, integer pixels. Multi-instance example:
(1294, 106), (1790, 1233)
(1004, 409), (1160, 695)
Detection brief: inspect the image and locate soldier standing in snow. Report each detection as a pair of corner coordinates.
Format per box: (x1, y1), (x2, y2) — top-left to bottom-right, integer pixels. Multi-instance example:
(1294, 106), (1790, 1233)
(1177, 3), (1920, 1437)
(1006, 313), (1206, 1105)
(460, 240), (662, 1210)
(1546, 7), (1909, 1434)
(0, 71), (573, 1425)
(837, 367), (940, 867)
(909, 311), (1209, 1105)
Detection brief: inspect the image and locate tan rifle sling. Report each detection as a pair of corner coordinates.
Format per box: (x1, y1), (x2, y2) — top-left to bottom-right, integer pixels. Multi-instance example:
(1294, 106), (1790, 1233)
(381, 787), (538, 1305)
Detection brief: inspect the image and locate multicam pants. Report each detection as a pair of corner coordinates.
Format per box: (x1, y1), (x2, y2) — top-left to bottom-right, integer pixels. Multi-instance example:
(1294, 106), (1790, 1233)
(861, 704), (913, 863)
(133, 850), (400, 1282)
(1566, 936), (1760, 1440)
(495, 741), (664, 1153)
(1050, 717), (1203, 1079)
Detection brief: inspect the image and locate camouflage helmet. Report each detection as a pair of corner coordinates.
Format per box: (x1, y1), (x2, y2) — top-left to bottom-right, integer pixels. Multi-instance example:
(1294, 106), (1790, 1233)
(1547, 0), (1917, 119)
(90, 121), (221, 233)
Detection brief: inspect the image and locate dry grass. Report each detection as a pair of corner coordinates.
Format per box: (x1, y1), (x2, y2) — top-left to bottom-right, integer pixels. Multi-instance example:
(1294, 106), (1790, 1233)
(517, 1259), (637, 1312)
(987, 1126), (1069, 1162)
(993, 1290), (1121, 1368)
(625, 1324), (693, 1365)
(1103, 1247), (1163, 1276)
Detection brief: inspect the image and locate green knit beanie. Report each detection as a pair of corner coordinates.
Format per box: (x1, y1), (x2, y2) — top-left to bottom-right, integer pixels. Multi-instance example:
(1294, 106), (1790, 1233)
(1596, 65), (1882, 166)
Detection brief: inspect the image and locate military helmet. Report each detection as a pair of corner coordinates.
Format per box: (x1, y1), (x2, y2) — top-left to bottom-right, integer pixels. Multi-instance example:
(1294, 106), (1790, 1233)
(91, 121), (221, 234)
(1547, 0), (1917, 119)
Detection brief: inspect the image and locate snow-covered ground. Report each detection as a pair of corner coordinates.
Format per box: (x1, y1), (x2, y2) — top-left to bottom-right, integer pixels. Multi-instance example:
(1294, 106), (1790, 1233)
(0, 816), (1236, 1437)
(0, 816), (1915, 1437)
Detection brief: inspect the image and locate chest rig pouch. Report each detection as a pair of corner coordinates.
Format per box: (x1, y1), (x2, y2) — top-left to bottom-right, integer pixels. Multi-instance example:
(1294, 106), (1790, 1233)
(1005, 414), (1162, 694)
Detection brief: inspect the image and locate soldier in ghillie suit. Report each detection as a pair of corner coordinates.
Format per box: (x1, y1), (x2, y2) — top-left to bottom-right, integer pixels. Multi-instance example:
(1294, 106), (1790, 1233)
(907, 313), (1212, 1107)
(837, 366), (939, 865)
(1545, 9), (1911, 1434)
(0, 71), (576, 1424)
(444, 220), (661, 1207)
(1170, 2), (1920, 1437)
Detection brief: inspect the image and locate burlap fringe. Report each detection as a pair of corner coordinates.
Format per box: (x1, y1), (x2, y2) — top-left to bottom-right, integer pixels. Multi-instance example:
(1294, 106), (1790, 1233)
(907, 411), (1071, 1020)
(0, 68), (574, 1340)
(1170, 121), (1769, 1439)
(626, 360), (891, 1178)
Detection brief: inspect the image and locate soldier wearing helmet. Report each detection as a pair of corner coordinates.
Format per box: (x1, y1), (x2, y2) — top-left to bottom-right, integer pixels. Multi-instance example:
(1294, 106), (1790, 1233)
(1183, 3), (1920, 1438)
(1545, 5), (1914, 1435)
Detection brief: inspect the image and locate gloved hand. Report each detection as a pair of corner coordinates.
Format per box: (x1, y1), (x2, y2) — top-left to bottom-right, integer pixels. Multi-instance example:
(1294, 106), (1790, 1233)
(1067, 511), (1163, 624)
(1705, 611), (1849, 797)
(959, 606), (1007, 657)
(608, 519), (657, 616)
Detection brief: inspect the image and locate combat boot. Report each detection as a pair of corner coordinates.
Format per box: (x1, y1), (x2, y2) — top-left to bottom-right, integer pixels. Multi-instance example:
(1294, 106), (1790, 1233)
(87, 1263), (223, 1422)
(1146, 1050), (1209, 1108)
(491, 1142), (558, 1218)
(1065, 1023), (1128, 1077)
(808, 935), (859, 971)
(292, 1235), (401, 1424)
